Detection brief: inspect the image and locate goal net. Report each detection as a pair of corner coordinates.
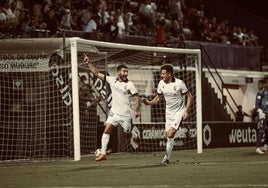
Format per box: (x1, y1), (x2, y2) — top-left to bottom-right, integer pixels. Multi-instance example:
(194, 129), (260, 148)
(0, 38), (202, 161)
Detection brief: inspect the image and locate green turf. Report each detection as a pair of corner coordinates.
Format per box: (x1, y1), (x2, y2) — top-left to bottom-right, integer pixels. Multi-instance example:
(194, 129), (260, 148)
(1, 147), (268, 188)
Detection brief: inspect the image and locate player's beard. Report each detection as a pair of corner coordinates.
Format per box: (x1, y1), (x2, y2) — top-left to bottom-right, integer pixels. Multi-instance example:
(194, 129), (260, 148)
(119, 74), (128, 82)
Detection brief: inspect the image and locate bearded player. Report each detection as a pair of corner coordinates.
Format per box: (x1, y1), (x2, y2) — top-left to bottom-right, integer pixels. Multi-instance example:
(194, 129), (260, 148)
(84, 54), (141, 161)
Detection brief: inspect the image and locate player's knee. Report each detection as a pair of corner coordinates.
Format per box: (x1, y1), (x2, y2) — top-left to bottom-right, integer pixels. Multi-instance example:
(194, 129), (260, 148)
(103, 124), (114, 134)
(166, 129), (176, 138)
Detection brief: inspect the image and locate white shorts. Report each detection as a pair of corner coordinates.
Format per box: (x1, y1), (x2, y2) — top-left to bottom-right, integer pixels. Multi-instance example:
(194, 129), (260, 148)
(165, 113), (183, 132)
(106, 111), (132, 133)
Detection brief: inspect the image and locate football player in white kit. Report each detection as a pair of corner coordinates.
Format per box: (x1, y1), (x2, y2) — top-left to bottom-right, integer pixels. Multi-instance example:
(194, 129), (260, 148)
(143, 64), (193, 165)
(84, 54), (141, 161)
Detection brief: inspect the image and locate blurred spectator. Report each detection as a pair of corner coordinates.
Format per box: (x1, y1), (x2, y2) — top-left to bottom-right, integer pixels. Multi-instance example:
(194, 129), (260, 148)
(0, 10), (7, 25)
(101, 16), (119, 42)
(30, 3), (43, 24)
(71, 13), (81, 30)
(232, 27), (244, 45)
(20, 16), (32, 38)
(115, 8), (125, 37)
(62, 0), (72, 10)
(43, 7), (59, 37)
(0, 0), (261, 48)
(128, 15), (143, 35)
(246, 29), (259, 46)
(235, 105), (251, 122)
(29, 3), (47, 37)
(10, 1), (20, 22)
(139, 0), (156, 35)
(78, 2), (92, 30)
(84, 14), (101, 39)
(124, 5), (134, 35)
(167, 19), (183, 39)
(43, 0), (53, 13)
(0, 0), (16, 20)
(97, 1), (110, 27)
(155, 18), (165, 45)
(168, 0), (186, 22)
(16, 0), (24, 11)
(99, 0), (107, 12)
(61, 8), (72, 30)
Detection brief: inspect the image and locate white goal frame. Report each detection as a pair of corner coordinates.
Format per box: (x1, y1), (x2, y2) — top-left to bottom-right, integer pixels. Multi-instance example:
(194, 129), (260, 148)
(70, 38), (202, 161)
(0, 37), (202, 162)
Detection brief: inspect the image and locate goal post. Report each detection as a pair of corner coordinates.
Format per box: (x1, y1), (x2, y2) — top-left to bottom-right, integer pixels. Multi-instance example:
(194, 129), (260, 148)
(71, 37), (203, 155)
(0, 37), (202, 162)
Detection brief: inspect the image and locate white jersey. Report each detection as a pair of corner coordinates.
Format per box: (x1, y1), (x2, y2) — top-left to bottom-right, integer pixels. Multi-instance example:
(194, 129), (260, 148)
(157, 77), (188, 117)
(106, 76), (138, 118)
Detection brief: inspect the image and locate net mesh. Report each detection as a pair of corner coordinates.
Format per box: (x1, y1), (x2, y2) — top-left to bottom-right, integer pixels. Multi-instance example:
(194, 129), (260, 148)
(77, 40), (198, 153)
(0, 39), (99, 161)
(0, 38), (200, 161)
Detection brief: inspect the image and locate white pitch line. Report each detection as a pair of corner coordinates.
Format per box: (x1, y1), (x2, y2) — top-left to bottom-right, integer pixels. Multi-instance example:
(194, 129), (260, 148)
(196, 161), (268, 165)
(2, 160), (268, 169)
(33, 184), (268, 188)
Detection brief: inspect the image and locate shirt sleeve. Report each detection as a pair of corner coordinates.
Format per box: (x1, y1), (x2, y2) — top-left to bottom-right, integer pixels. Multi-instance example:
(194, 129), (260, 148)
(180, 80), (188, 94)
(157, 80), (163, 95)
(128, 81), (138, 95)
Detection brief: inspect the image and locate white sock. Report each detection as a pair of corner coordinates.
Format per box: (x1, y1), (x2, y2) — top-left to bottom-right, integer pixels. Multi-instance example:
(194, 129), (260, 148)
(166, 138), (174, 160)
(101, 133), (110, 155)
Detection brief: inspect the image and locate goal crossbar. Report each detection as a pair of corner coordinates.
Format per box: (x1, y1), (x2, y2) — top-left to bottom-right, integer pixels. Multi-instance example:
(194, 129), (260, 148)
(0, 37), (202, 162)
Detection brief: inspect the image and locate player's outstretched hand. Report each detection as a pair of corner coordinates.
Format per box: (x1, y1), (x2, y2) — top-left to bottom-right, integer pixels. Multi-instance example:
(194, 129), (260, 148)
(142, 98), (149, 105)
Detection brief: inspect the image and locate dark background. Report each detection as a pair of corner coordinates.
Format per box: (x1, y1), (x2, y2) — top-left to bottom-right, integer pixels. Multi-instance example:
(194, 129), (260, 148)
(222, 0), (268, 21)
(203, 0), (268, 49)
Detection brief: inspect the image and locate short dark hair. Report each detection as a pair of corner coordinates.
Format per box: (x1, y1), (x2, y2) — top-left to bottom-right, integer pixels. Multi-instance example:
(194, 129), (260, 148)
(161, 64), (174, 75)
(117, 64), (128, 71)
(258, 79), (265, 84)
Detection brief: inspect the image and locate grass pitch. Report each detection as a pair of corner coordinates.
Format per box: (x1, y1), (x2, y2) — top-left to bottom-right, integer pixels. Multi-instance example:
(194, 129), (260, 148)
(1, 147), (268, 188)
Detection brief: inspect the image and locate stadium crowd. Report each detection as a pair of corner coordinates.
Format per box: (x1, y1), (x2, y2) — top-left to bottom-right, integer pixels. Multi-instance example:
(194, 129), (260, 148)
(0, 0), (259, 46)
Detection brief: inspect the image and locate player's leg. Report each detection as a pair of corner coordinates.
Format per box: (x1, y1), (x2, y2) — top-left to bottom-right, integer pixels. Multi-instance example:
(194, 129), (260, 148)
(262, 118), (268, 152)
(96, 112), (118, 161)
(161, 127), (176, 165)
(96, 123), (114, 161)
(161, 116), (183, 165)
(121, 117), (140, 149)
(256, 119), (265, 154)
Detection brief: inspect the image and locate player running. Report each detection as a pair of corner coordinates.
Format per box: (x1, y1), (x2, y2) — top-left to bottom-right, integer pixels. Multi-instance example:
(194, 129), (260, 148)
(84, 54), (141, 161)
(143, 64), (193, 165)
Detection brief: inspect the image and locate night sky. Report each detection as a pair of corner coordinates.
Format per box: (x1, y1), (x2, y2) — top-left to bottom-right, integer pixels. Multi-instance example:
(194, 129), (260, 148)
(222, 0), (268, 21)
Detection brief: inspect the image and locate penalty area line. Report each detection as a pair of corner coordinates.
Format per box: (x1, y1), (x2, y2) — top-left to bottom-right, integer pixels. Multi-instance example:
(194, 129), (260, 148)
(195, 160), (268, 165)
(34, 184), (268, 188)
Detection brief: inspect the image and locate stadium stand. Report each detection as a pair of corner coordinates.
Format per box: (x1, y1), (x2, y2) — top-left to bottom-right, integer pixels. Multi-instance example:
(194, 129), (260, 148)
(1, 0), (266, 69)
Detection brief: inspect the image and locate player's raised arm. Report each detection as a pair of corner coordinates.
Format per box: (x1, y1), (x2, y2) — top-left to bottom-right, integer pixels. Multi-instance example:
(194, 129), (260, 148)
(83, 54), (105, 81)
